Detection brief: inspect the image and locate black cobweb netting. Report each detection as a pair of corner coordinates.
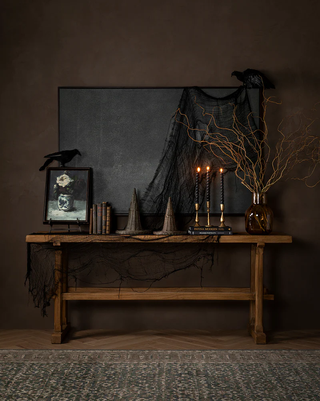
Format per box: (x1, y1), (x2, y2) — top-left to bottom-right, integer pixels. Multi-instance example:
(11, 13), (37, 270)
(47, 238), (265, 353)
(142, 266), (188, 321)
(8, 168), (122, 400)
(26, 240), (217, 316)
(141, 86), (257, 214)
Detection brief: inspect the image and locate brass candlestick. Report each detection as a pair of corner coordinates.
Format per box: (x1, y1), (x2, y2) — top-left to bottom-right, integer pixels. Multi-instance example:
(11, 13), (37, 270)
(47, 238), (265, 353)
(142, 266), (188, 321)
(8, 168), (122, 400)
(205, 200), (212, 227)
(219, 203), (226, 227)
(194, 203), (200, 227)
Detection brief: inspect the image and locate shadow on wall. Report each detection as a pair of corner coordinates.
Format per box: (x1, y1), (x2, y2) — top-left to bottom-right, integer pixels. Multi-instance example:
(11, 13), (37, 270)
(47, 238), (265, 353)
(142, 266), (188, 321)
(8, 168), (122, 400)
(265, 236), (320, 331)
(69, 300), (250, 332)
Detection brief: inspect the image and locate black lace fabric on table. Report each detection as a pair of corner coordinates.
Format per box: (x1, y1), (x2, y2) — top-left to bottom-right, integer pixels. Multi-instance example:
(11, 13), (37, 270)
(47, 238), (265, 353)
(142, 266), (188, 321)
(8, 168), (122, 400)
(26, 241), (217, 316)
(140, 86), (257, 214)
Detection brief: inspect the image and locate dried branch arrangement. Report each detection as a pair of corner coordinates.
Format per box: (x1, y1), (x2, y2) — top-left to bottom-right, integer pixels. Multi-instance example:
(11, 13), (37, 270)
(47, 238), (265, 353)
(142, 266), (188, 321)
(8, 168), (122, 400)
(175, 90), (320, 193)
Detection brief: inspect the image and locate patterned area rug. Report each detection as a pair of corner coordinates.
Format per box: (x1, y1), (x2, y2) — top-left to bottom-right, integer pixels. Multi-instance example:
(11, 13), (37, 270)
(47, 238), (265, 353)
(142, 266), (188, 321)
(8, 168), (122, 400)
(1, 350), (320, 400)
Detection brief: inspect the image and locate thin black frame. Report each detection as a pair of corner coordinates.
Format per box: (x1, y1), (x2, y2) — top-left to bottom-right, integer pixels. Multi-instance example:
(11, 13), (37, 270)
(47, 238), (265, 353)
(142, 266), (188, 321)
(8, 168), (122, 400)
(43, 167), (92, 225)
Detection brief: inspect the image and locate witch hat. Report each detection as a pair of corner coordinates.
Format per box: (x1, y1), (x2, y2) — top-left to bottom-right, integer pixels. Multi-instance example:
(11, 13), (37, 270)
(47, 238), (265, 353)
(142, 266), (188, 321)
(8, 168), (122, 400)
(153, 197), (186, 235)
(116, 188), (152, 234)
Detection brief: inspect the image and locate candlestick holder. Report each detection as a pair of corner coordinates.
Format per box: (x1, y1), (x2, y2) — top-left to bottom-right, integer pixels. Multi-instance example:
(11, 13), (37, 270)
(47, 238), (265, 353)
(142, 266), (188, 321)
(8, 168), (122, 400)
(194, 203), (200, 227)
(219, 203), (226, 227)
(205, 201), (212, 227)
(188, 167), (232, 236)
(188, 201), (233, 235)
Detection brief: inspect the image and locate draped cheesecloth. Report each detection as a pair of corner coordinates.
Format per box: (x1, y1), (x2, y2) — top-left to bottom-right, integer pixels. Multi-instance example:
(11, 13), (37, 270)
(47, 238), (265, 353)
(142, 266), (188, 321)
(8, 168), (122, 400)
(141, 86), (257, 214)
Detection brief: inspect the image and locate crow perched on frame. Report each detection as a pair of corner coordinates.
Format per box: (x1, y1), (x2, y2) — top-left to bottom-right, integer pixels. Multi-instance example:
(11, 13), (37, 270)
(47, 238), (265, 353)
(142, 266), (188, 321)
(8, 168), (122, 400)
(39, 149), (81, 171)
(231, 69), (275, 89)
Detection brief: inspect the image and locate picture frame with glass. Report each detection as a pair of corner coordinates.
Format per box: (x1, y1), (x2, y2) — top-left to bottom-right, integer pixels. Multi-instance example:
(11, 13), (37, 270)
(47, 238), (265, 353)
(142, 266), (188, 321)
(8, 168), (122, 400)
(43, 167), (91, 225)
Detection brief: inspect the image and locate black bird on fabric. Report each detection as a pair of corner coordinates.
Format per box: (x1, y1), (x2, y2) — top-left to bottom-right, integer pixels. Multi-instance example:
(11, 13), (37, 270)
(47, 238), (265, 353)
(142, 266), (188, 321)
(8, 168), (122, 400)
(39, 149), (81, 171)
(231, 69), (275, 89)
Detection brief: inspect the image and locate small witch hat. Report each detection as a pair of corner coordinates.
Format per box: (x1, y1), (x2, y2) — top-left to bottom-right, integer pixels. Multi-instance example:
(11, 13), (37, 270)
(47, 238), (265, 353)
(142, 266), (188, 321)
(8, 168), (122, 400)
(116, 188), (152, 234)
(153, 197), (186, 235)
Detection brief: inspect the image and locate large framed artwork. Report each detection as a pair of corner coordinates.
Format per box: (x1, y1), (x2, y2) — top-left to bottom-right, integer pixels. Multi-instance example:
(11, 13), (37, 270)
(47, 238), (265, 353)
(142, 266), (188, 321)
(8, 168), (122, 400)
(43, 167), (91, 224)
(59, 87), (260, 215)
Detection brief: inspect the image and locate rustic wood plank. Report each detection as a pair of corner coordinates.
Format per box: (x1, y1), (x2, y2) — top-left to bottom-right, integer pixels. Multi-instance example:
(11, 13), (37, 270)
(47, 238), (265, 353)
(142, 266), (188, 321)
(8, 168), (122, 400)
(52, 248), (71, 344)
(26, 233), (293, 244)
(53, 248), (63, 334)
(61, 246), (68, 328)
(0, 329), (320, 350)
(2, 329), (320, 350)
(249, 244), (256, 334)
(62, 292), (253, 301)
(253, 243), (267, 344)
(62, 287), (274, 301)
(67, 287), (253, 293)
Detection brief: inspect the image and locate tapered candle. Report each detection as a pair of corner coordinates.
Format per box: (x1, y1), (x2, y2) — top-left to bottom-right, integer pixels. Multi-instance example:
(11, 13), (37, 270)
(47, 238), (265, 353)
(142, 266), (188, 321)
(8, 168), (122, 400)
(220, 168), (224, 205)
(206, 166), (210, 202)
(195, 167), (200, 204)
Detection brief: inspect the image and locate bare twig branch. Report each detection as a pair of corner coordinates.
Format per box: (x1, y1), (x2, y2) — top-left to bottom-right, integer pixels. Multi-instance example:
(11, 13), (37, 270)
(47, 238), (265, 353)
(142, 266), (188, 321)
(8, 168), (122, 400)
(175, 88), (320, 193)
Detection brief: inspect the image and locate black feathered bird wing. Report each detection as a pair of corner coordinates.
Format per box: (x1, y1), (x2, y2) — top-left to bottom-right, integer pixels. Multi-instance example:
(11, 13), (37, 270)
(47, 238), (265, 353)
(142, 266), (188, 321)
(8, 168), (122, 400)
(44, 150), (65, 158)
(243, 69), (275, 89)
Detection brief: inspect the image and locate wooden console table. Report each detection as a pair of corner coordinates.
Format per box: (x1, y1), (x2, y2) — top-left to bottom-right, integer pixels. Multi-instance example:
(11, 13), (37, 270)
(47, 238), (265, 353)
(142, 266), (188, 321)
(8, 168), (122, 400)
(26, 233), (292, 344)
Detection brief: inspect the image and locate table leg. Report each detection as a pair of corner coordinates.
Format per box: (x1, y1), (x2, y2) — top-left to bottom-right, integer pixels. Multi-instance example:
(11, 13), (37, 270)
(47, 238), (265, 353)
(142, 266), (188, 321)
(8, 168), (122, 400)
(52, 245), (70, 344)
(248, 244), (256, 334)
(62, 247), (68, 329)
(249, 243), (266, 344)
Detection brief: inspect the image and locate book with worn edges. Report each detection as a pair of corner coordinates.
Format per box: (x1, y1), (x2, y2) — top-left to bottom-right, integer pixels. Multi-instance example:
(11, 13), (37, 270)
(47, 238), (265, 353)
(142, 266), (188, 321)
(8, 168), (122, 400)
(92, 204), (97, 234)
(106, 206), (111, 234)
(89, 208), (93, 234)
(97, 203), (102, 234)
(102, 202), (107, 234)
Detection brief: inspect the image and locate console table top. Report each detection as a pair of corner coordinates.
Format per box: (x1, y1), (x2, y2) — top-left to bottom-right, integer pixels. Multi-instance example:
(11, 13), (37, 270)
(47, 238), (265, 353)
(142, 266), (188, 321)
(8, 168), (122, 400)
(26, 233), (292, 245)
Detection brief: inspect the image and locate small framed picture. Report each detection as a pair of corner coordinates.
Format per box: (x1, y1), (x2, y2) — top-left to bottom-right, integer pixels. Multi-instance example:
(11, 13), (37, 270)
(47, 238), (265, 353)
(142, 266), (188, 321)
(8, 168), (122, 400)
(43, 167), (92, 224)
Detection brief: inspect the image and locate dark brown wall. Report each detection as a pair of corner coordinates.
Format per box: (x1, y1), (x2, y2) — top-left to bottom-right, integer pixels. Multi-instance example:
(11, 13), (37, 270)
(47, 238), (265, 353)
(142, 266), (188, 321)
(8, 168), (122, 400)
(1, 0), (319, 331)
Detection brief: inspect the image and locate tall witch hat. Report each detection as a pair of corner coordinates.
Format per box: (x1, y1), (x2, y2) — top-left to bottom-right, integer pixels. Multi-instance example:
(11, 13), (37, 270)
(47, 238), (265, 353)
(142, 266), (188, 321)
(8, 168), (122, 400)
(153, 197), (186, 235)
(116, 188), (152, 234)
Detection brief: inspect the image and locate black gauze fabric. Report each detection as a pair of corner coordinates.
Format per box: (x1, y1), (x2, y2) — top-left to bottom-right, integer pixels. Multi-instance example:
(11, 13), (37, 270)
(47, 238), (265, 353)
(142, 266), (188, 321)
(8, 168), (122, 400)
(140, 87), (257, 214)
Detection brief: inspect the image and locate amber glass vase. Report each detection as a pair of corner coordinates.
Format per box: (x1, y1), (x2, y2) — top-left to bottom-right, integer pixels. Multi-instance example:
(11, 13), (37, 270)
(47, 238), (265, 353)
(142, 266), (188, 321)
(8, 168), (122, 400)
(245, 192), (273, 235)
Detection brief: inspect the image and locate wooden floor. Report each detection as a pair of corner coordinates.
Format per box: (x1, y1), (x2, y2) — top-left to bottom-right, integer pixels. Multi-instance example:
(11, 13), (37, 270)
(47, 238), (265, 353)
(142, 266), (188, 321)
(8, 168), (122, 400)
(1, 329), (320, 350)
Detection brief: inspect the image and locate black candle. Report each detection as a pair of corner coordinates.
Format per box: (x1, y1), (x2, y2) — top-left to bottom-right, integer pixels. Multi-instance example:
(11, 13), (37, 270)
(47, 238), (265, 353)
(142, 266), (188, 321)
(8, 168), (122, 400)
(206, 166), (210, 202)
(195, 167), (200, 204)
(220, 168), (224, 205)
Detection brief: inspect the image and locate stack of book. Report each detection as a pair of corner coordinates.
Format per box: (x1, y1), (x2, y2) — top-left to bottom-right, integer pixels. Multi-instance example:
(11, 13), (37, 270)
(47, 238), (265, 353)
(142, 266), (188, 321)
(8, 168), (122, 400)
(89, 202), (111, 234)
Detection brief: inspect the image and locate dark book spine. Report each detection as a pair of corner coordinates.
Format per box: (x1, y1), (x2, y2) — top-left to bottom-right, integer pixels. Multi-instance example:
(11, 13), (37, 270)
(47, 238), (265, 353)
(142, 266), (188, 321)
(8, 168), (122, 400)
(89, 208), (93, 234)
(92, 204), (97, 234)
(102, 202), (107, 234)
(106, 206), (111, 234)
(97, 203), (102, 234)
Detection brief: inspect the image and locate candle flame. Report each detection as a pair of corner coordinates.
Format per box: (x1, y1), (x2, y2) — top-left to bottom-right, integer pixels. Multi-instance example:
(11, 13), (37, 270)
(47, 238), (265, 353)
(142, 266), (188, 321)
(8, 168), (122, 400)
(206, 166), (210, 172)
(220, 168), (223, 173)
(197, 167), (201, 173)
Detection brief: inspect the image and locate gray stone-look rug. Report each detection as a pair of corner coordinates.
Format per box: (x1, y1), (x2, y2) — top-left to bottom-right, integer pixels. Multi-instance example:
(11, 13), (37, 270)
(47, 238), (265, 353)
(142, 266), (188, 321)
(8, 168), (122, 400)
(1, 350), (320, 400)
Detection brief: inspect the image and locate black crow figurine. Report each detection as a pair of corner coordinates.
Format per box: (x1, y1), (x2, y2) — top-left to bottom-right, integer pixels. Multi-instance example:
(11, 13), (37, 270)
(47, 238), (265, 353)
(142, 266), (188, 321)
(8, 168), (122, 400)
(39, 149), (81, 171)
(231, 69), (275, 89)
